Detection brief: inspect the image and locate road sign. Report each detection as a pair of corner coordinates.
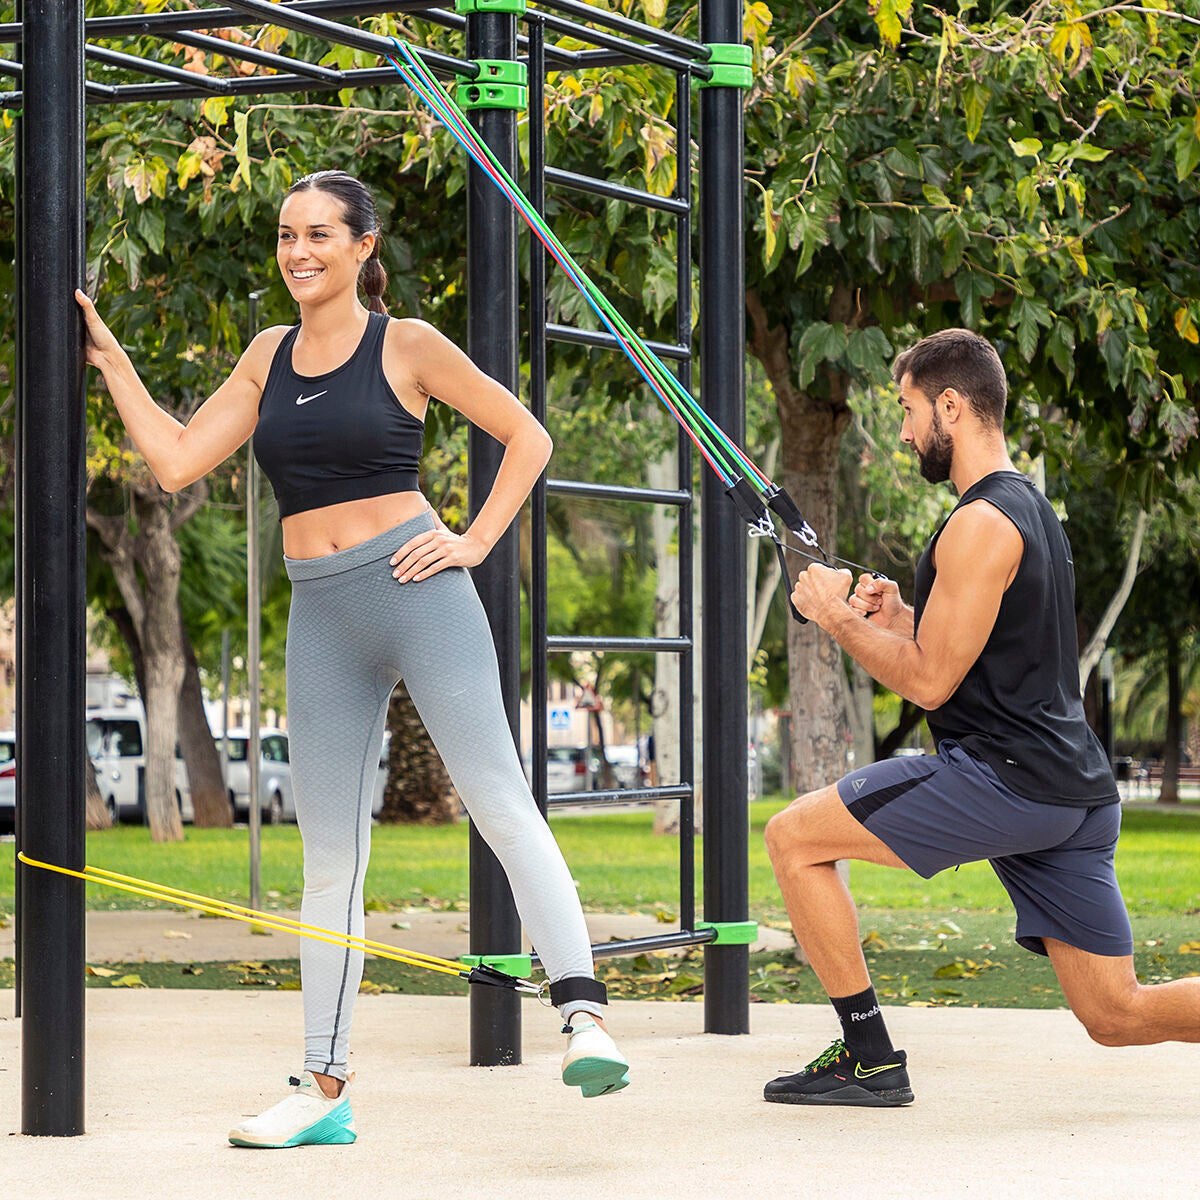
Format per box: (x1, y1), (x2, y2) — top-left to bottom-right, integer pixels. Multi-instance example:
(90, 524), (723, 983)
(575, 684), (602, 712)
(549, 707), (571, 730)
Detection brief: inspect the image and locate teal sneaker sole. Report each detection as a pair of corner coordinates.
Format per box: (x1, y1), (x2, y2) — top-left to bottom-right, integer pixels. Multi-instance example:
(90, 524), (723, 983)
(562, 1057), (631, 1098)
(229, 1100), (357, 1148)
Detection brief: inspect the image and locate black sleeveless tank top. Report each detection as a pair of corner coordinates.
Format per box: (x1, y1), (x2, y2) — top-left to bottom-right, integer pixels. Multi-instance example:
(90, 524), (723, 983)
(913, 470), (1117, 807)
(254, 311), (424, 518)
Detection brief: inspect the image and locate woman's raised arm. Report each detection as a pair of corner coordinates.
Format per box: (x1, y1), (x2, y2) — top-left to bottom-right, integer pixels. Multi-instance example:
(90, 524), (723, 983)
(76, 289), (283, 493)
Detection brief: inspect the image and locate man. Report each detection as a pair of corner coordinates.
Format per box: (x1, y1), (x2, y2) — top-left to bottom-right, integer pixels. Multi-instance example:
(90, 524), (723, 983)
(763, 328), (1199, 1108)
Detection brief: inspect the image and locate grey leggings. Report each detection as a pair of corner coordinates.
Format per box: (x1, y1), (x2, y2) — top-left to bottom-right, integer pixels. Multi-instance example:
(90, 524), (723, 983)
(285, 513), (600, 1080)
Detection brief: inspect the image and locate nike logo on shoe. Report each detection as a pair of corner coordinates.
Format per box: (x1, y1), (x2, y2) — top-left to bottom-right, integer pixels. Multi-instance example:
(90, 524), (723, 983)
(854, 1061), (900, 1079)
(296, 391), (328, 405)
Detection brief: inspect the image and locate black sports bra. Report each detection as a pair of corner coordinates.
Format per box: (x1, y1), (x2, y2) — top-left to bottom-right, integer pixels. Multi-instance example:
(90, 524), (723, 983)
(254, 311), (424, 518)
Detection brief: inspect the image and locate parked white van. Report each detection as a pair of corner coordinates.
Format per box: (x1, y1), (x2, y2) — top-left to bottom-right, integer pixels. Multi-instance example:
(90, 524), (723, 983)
(86, 704), (192, 824)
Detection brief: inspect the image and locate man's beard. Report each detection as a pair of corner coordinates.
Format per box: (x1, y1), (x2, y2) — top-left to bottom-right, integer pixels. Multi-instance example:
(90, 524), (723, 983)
(916, 406), (954, 483)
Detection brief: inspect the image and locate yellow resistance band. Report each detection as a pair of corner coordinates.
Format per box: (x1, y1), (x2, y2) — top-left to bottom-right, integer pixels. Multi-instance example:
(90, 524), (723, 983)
(16, 851), (545, 997)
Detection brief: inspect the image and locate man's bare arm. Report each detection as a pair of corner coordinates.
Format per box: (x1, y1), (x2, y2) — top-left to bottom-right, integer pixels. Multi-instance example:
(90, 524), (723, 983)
(792, 501), (1023, 710)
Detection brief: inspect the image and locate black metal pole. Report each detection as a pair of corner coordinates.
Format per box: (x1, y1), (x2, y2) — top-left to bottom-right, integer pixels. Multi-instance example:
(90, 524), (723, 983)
(11, 0), (22, 1023)
(699, 0), (748, 1035)
(18, 0), (88, 1134)
(466, 4), (523, 1068)
(529, 16), (548, 822)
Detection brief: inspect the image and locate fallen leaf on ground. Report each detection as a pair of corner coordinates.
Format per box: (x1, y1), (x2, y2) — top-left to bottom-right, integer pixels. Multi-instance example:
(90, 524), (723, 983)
(86, 965), (118, 977)
(163, 929), (192, 940)
(111, 974), (146, 988)
(1179, 942), (1200, 955)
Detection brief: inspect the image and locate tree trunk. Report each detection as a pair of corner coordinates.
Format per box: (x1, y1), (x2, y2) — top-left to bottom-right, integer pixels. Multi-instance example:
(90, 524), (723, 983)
(88, 484), (203, 843)
(85, 752), (111, 832)
(749, 288), (856, 795)
(1159, 631), (1181, 805)
(179, 620), (232, 827)
(379, 681), (459, 824)
(1078, 509), (1149, 694)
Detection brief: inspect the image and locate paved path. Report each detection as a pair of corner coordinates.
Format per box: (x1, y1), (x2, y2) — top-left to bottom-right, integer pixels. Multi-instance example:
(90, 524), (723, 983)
(2, 990), (1196, 1199)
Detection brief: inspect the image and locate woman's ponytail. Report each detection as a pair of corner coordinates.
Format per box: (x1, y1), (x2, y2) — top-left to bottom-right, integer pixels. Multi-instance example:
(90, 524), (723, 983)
(361, 239), (388, 315)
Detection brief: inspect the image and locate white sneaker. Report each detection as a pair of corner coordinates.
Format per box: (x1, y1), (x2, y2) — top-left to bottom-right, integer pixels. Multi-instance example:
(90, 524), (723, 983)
(560, 1019), (630, 1098)
(228, 1071), (357, 1148)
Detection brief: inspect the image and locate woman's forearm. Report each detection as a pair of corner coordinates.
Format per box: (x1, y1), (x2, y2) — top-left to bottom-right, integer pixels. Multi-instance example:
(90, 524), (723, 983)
(465, 422), (553, 552)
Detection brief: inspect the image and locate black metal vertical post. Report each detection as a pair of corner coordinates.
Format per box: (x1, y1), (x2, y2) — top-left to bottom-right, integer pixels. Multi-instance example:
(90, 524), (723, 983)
(465, 5), (523, 1066)
(699, 0), (749, 1034)
(18, 0), (88, 1134)
(528, 17), (548, 821)
(12, 0), (23, 1022)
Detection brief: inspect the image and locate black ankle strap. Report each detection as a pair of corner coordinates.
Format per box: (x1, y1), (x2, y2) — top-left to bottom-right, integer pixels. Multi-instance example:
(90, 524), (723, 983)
(548, 976), (608, 1008)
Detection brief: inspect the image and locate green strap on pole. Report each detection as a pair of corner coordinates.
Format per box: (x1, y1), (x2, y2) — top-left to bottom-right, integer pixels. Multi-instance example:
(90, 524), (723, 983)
(696, 43), (752, 90)
(696, 920), (758, 945)
(455, 0), (527, 12)
(456, 59), (528, 111)
(461, 953), (534, 976)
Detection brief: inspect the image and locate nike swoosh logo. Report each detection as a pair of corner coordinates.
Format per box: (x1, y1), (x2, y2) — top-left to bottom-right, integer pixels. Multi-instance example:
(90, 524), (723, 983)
(296, 390), (327, 405)
(855, 1062), (899, 1079)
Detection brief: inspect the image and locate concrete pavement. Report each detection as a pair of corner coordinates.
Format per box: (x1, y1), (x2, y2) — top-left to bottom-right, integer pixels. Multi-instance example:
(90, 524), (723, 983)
(2, 989), (1197, 1200)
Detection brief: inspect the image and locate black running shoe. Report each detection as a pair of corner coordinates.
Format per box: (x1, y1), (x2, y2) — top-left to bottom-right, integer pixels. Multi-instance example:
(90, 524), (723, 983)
(763, 1039), (914, 1107)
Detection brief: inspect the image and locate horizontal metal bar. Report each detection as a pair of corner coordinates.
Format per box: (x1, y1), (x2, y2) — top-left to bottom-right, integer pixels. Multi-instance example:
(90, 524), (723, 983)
(529, 0), (709, 60)
(547, 784), (692, 807)
(169, 29), (344, 81)
(0, 66), (116, 102)
(88, 42), (234, 90)
(546, 478), (692, 506)
(546, 635), (691, 653)
(531, 927), (716, 968)
(65, 63), (437, 104)
(546, 323), (691, 362)
(1, 0), (441, 44)
(545, 165), (688, 215)
(535, 9), (711, 77)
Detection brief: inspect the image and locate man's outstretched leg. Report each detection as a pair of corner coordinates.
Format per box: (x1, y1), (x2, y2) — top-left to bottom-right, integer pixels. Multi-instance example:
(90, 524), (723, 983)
(1047, 939), (1200, 1046)
(763, 784), (915, 1107)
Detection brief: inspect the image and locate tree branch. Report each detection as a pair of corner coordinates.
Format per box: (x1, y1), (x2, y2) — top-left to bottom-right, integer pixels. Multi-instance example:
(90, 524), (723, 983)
(1079, 507), (1149, 693)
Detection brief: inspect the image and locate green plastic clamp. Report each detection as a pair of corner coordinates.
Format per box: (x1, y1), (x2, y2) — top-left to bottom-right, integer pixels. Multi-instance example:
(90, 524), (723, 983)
(456, 59), (528, 111)
(461, 953), (534, 977)
(455, 0), (527, 13)
(696, 920), (759, 945)
(696, 43), (753, 90)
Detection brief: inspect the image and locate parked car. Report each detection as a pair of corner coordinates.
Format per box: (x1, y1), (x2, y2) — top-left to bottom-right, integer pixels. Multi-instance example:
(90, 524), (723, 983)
(0, 730), (14, 833)
(222, 727), (294, 824)
(545, 746), (593, 794)
(87, 706), (192, 824)
(602, 744), (648, 790)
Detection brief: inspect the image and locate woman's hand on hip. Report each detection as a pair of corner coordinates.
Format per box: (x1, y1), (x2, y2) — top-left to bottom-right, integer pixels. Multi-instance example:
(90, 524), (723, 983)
(74, 289), (125, 371)
(391, 526), (487, 582)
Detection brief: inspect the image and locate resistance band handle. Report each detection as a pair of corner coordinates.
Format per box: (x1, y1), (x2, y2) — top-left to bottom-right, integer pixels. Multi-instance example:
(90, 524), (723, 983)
(466, 964), (532, 991)
(772, 536), (807, 625)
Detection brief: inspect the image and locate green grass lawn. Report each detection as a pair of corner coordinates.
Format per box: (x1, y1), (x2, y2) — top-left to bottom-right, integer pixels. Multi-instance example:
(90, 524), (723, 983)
(3, 800), (1197, 918)
(3, 800), (1198, 1008)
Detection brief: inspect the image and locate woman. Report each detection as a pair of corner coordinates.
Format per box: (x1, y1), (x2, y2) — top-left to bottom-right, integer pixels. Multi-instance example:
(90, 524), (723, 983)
(76, 169), (628, 1149)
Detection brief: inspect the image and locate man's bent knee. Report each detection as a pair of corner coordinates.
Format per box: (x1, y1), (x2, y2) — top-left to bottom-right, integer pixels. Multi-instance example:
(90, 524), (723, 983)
(765, 789), (837, 866)
(1074, 992), (1143, 1047)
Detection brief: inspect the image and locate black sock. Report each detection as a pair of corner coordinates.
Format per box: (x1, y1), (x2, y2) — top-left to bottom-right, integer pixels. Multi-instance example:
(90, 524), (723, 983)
(830, 986), (894, 1062)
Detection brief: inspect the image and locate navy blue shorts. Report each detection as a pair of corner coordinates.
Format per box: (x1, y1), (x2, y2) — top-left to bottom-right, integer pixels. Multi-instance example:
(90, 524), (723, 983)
(836, 741), (1133, 958)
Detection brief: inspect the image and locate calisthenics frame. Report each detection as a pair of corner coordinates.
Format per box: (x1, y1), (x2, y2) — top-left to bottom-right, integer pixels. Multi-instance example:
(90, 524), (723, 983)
(5, 0), (748, 1135)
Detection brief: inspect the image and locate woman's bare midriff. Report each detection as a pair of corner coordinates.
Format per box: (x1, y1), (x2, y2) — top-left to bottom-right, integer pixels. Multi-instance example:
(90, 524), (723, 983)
(282, 491), (431, 560)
